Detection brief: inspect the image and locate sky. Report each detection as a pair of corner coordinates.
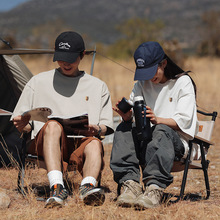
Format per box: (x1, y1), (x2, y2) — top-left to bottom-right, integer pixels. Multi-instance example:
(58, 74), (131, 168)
(0, 0), (30, 12)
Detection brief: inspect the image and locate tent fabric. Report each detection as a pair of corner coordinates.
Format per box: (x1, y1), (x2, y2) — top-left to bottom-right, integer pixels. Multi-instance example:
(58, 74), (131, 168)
(0, 54), (33, 166)
(0, 55), (33, 133)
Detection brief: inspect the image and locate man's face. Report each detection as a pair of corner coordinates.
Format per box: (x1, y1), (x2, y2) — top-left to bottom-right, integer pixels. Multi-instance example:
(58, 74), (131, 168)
(57, 56), (81, 77)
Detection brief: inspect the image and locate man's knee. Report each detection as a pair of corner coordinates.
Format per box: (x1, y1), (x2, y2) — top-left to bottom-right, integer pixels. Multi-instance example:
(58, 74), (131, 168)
(84, 139), (103, 155)
(44, 121), (62, 136)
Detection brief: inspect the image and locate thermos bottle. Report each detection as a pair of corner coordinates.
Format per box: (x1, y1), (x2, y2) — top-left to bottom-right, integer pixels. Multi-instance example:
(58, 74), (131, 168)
(133, 96), (152, 141)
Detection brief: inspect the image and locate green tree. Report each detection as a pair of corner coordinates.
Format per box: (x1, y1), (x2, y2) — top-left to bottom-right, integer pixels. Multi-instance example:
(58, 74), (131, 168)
(107, 17), (165, 59)
(197, 10), (220, 56)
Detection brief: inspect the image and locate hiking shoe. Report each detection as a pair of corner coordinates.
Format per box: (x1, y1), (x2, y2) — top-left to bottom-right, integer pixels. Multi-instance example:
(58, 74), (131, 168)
(79, 183), (105, 206)
(134, 184), (164, 209)
(45, 184), (68, 208)
(117, 180), (143, 207)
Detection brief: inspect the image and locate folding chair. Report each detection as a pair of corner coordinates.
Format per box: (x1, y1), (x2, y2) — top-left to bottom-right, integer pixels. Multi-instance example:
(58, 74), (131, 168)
(171, 109), (218, 202)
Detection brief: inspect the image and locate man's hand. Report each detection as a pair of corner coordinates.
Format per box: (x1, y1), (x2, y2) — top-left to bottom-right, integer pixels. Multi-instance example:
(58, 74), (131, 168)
(13, 115), (31, 133)
(65, 124), (106, 137)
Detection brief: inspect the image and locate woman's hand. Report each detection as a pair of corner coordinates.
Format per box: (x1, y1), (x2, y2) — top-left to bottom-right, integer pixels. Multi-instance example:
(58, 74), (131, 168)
(113, 99), (133, 122)
(146, 106), (158, 125)
(146, 106), (180, 130)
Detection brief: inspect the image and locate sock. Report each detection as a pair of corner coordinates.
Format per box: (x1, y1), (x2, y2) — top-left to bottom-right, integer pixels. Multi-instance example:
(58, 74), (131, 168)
(47, 170), (64, 189)
(80, 176), (97, 187)
(150, 184), (160, 189)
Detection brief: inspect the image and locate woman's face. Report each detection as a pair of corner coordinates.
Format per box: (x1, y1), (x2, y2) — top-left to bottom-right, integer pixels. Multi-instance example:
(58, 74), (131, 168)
(150, 60), (168, 84)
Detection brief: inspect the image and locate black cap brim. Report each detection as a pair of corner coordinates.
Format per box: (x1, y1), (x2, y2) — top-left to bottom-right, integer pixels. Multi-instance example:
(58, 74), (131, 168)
(53, 51), (80, 63)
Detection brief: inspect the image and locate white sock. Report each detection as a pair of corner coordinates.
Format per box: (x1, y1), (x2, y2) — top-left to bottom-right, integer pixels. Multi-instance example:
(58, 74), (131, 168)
(47, 170), (64, 189)
(150, 184), (160, 189)
(80, 176), (97, 187)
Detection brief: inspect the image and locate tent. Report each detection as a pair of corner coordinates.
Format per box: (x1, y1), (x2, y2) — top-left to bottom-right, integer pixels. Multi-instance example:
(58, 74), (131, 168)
(0, 49), (53, 167)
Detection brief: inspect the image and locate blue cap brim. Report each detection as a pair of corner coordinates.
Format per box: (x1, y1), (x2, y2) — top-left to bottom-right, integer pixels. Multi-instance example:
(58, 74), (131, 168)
(134, 64), (158, 81)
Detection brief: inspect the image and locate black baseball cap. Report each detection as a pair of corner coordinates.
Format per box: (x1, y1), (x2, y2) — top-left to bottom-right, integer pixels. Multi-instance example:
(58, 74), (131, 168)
(53, 31), (85, 63)
(134, 41), (165, 81)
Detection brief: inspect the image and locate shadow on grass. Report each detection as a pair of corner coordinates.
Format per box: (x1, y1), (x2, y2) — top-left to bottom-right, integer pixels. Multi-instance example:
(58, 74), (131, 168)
(162, 192), (204, 205)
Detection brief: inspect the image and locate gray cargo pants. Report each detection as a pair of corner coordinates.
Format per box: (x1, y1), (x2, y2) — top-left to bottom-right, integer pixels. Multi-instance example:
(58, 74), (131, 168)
(110, 121), (184, 189)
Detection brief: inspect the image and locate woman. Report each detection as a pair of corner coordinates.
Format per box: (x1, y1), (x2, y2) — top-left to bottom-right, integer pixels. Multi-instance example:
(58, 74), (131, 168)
(110, 41), (198, 209)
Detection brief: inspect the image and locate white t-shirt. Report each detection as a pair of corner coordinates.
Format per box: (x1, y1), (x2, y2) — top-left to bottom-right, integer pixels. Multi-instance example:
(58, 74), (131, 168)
(13, 69), (113, 139)
(130, 75), (198, 156)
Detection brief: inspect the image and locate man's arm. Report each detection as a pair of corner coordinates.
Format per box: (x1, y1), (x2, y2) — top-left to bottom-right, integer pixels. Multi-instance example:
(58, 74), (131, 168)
(13, 115), (32, 133)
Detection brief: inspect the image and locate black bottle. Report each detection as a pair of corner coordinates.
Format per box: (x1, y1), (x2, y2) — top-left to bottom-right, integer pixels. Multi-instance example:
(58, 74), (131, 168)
(133, 96), (152, 141)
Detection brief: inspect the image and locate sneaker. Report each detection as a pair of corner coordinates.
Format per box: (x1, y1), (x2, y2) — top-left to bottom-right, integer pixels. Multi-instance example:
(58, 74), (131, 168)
(134, 184), (164, 209)
(45, 184), (68, 208)
(117, 180), (143, 207)
(79, 183), (105, 206)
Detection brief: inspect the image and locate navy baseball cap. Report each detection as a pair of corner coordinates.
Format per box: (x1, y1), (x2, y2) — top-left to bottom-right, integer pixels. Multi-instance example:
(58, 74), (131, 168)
(134, 42), (165, 81)
(53, 31), (85, 63)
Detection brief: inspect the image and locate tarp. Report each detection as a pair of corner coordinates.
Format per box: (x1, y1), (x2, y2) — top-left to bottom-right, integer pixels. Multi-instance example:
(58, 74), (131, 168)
(0, 54), (33, 166)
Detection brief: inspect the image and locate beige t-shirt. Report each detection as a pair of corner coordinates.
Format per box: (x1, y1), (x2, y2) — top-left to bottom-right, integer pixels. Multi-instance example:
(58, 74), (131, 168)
(13, 69), (113, 139)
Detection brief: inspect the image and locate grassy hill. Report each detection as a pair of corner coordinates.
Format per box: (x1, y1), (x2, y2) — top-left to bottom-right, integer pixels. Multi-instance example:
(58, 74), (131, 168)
(0, 0), (220, 52)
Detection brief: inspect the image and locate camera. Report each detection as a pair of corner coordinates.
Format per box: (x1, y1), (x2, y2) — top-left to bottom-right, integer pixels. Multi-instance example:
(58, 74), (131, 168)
(117, 97), (133, 113)
(118, 96), (152, 141)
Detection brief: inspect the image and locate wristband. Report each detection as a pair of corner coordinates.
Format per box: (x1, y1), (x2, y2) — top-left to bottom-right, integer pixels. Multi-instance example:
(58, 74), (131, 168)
(28, 121), (34, 130)
(97, 124), (102, 137)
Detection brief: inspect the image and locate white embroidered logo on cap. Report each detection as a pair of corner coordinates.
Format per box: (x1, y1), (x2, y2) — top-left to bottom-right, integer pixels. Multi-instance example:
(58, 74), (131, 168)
(59, 42), (71, 50)
(136, 58), (145, 67)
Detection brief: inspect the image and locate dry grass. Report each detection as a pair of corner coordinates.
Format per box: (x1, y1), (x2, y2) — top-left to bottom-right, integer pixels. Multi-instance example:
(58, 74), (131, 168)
(0, 56), (220, 219)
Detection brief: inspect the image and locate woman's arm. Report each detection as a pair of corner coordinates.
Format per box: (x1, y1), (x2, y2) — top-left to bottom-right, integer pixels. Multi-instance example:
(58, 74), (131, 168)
(147, 106), (180, 131)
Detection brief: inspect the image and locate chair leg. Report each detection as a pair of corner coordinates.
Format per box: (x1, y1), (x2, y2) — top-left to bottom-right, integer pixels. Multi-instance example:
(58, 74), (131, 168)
(200, 143), (210, 199)
(179, 144), (193, 199)
(17, 132), (28, 196)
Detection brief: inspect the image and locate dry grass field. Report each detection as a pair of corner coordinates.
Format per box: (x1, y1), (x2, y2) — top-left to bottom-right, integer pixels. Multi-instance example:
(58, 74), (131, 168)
(0, 55), (219, 219)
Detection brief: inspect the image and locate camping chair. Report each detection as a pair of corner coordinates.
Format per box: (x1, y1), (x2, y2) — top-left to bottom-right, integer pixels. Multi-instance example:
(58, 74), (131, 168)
(170, 109), (218, 202)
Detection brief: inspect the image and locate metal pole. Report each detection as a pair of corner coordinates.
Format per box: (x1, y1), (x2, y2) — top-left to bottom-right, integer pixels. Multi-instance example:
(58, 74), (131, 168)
(90, 45), (96, 75)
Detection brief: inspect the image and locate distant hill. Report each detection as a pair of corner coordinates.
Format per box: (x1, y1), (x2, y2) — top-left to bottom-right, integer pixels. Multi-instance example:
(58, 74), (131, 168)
(0, 0), (220, 52)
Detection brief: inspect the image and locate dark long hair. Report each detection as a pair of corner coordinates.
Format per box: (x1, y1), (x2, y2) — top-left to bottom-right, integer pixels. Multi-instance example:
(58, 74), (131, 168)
(162, 54), (197, 97)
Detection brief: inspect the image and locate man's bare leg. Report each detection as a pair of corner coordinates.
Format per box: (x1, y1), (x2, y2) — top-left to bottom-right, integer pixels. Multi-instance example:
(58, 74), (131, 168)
(43, 121), (62, 172)
(79, 140), (105, 205)
(82, 140), (102, 180)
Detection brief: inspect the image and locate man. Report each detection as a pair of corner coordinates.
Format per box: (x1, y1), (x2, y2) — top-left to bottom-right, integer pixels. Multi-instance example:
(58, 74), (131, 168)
(13, 31), (113, 208)
(110, 41), (198, 209)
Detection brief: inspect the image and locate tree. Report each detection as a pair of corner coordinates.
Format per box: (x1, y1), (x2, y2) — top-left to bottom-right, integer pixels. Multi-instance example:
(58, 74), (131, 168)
(197, 10), (220, 56)
(107, 17), (165, 59)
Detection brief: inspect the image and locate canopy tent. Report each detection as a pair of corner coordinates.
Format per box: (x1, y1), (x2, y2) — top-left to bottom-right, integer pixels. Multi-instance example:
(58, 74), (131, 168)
(0, 48), (54, 166)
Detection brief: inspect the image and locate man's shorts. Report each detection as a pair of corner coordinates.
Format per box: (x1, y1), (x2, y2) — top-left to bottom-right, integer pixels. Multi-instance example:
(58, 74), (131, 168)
(27, 120), (103, 173)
